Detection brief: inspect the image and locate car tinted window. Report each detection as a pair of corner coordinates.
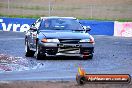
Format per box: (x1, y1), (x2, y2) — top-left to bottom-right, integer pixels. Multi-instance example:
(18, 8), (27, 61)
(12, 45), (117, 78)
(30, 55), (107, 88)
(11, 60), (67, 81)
(40, 18), (84, 31)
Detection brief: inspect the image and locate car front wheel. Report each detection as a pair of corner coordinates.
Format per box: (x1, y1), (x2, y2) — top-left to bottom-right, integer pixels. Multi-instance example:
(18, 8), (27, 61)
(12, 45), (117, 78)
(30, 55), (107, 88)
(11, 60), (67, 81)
(35, 43), (46, 60)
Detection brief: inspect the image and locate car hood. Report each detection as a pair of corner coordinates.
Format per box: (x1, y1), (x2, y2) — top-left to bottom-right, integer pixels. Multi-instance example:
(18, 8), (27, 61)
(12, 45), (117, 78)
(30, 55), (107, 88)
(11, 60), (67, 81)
(40, 30), (90, 39)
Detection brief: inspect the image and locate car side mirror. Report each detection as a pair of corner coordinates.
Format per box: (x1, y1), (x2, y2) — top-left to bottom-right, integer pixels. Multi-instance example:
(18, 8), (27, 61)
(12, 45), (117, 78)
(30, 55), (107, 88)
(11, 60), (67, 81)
(31, 23), (35, 27)
(30, 27), (37, 31)
(83, 26), (91, 32)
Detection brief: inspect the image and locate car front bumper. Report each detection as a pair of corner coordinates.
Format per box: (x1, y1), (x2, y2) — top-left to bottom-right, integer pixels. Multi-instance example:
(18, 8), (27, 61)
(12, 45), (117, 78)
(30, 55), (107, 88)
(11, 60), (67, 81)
(38, 42), (94, 57)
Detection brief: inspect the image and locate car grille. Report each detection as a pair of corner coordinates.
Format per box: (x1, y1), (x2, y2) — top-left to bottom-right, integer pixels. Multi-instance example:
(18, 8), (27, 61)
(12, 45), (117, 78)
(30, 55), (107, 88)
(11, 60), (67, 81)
(58, 47), (80, 54)
(59, 39), (80, 44)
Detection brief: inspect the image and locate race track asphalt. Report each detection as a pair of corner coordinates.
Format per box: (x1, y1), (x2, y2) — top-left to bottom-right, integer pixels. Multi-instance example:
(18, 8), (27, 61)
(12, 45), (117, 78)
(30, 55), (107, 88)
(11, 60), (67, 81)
(0, 31), (132, 80)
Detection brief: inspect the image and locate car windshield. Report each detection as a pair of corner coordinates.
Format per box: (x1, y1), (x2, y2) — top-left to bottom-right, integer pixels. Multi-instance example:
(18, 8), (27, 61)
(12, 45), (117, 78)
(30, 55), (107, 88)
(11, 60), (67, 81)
(40, 18), (84, 31)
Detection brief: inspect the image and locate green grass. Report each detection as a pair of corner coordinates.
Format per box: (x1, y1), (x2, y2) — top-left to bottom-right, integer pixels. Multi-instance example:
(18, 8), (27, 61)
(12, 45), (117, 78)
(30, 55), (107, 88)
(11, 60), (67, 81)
(78, 17), (132, 22)
(0, 3), (48, 10)
(0, 14), (132, 22)
(0, 3), (82, 11)
(0, 14), (42, 19)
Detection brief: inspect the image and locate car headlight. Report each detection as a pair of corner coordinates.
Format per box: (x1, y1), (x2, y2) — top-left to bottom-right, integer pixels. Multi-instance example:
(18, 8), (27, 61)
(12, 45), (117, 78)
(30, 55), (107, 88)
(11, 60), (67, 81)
(79, 39), (90, 43)
(41, 38), (59, 43)
(79, 35), (95, 44)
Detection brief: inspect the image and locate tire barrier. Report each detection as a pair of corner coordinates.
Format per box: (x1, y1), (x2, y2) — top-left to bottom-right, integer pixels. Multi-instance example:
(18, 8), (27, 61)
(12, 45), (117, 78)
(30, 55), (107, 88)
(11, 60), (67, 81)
(80, 20), (114, 36)
(0, 17), (36, 32)
(1, 17), (132, 37)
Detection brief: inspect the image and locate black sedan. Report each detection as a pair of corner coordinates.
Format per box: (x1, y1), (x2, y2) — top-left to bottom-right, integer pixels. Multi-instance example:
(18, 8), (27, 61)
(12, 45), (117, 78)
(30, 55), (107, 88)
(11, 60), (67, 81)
(25, 17), (95, 60)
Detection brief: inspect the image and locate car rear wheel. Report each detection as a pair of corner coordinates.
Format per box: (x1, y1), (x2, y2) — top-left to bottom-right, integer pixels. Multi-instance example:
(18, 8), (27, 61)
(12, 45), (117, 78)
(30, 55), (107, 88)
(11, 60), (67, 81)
(88, 54), (93, 59)
(25, 39), (35, 57)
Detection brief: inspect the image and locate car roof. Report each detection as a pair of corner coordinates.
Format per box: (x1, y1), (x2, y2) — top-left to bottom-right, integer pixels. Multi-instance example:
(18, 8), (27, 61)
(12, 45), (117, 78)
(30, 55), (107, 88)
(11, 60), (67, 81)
(40, 16), (77, 20)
